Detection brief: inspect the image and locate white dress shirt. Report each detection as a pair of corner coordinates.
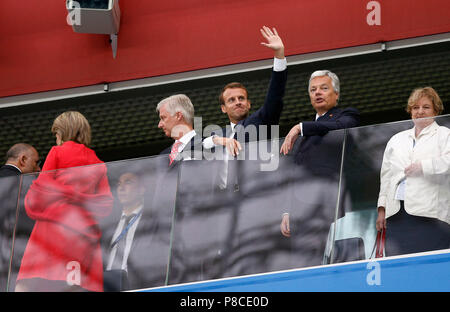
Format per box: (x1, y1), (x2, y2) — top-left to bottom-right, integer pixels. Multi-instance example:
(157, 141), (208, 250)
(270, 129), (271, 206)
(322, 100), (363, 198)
(175, 129), (197, 161)
(107, 205), (143, 271)
(298, 111), (328, 136)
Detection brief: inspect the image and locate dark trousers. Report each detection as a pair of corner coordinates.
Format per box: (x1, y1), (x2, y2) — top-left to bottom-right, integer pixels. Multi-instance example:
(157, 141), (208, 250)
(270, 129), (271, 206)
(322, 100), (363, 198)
(386, 201), (450, 256)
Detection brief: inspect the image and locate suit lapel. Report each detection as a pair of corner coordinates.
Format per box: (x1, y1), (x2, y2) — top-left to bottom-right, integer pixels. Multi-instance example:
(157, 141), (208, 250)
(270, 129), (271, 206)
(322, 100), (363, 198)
(299, 107), (339, 153)
(318, 107), (339, 121)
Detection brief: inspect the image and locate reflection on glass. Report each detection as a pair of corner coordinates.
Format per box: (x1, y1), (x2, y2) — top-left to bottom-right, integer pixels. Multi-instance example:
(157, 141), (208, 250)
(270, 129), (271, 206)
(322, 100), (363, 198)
(0, 174), (21, 292)
(167, 158), (247, 284)
(282, 130), (348, 267)
(168, 134), (346, 284)
(102, 157), (174, 291)
(15, 163), (113, 292)
(6, 174), (37, 292)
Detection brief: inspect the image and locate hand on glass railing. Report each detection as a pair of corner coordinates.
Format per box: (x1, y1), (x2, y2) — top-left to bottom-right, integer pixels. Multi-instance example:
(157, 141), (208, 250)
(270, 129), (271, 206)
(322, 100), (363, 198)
(280, 124), (301, 155)
(404, 162), (423, 177)
(376, 207), (386, 231)
(280, 213), (291, 237)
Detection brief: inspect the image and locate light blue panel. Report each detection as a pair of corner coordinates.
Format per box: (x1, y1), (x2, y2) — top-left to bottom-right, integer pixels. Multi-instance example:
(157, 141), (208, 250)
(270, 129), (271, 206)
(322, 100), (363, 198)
(142, 251), (450, 292)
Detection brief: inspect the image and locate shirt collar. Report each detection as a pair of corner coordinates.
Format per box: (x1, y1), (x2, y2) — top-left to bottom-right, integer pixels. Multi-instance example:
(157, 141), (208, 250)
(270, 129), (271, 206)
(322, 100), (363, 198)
(409, 121), (438, 139)
(315, 111), (328, 121)
(121, 204), (143, 220)
(178, 129), (196, 147)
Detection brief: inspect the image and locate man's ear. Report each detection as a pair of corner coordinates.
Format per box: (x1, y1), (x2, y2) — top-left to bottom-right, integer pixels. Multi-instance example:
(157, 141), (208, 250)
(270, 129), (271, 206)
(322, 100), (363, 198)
(176, 111), (183, 121)
(221, 104), (227, 114)
(18, 154), (27, 167)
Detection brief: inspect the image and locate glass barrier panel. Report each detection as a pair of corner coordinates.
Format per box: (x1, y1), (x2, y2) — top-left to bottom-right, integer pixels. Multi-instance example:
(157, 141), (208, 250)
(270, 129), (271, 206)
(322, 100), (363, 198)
(4, 124), (351, 291)
(332, 114), (450, 262)
(167, 159), (237, 284)
(8, 154), (176, 292)
(0, 174), (22, 292)
(167, 129), (346, 285)
(8, 163), (112, 292)
(101, 156), (176, 291)
(277, 129), (347, 268)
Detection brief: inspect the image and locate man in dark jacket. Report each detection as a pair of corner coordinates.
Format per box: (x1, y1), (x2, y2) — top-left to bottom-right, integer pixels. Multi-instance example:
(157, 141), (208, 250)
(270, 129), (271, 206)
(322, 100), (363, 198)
(0, 143), (40, 177)
(0, 143), (40, 291)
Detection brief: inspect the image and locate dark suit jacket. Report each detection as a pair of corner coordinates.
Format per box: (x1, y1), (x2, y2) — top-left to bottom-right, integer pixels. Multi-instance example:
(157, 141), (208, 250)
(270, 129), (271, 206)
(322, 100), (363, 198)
(301, 106), (360, 137)
(0, 165), (21, 177)
(0, 165), (24, 291)
(0, 164), (22, 229)
(292, 106), (360, 177)
(0, 165), (21, 290)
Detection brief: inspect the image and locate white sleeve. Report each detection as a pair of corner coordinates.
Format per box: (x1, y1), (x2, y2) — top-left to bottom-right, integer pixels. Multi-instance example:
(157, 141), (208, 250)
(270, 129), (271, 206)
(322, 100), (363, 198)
(421, 127), (450, 176)
(273, 57), (287, 72)
(377, 140), (393, 208)
(202, 136), (217, 149)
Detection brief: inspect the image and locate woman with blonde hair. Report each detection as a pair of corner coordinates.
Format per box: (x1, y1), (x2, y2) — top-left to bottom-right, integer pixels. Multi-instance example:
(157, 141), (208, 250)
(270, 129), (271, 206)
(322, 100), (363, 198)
(376, 87), (450, 256)
(16, 111), (113, 292)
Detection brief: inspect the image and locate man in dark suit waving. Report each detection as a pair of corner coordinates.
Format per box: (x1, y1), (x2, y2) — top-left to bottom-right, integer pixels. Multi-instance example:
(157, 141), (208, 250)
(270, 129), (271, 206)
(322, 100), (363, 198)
(203, 26), (288, 156)
(200, 26), (287, 191)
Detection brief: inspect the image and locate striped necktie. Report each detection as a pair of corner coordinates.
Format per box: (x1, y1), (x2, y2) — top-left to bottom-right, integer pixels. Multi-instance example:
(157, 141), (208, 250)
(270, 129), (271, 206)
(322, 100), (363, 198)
(169, 140), (182, 165)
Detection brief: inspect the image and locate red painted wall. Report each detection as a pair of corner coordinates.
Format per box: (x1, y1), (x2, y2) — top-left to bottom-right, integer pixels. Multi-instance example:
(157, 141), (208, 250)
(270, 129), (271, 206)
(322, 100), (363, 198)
(0, 0), (449, 98)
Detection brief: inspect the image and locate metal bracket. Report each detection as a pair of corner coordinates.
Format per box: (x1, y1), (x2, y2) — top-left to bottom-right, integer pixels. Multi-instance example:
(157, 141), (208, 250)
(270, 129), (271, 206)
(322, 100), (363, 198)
(110, 34), (118, 59)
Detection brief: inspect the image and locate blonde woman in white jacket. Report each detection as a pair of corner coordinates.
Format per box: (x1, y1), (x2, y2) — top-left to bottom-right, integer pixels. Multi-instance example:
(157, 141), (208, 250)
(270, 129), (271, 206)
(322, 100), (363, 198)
(376, 87), (450, 256)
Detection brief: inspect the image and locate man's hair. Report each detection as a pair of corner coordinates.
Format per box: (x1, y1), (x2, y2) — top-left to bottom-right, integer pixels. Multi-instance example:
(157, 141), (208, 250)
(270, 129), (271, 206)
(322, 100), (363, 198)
(406, 86), (444, 115)
(218, 82), (249, 106)
(5, 143), (34, 162)
(51, 111), (92, 146)
(156, 94), (195, 126)
(118, 170), (142, 184)
(309, 70), (340, 97)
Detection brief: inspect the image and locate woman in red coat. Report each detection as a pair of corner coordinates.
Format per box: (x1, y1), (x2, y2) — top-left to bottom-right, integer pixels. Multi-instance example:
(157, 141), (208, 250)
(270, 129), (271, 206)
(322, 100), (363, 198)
(16, 111), (113, 292)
